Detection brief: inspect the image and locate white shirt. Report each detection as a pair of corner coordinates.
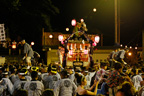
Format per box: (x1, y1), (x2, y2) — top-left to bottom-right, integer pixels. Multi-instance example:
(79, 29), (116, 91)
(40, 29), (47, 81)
(132, 75), (143, 91)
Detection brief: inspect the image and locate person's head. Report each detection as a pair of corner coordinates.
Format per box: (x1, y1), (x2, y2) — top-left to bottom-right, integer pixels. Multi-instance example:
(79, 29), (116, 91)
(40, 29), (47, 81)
(114, 62), (123, 72)
(21, 40), (26, 45)
(31, 71), (38, 80)
(60, 69), (69, 79)
(81, 67), (88, 76)
(120, 81), (134, 96)
(93, 63), (100, 71)
(100, 62), (108, 70)
(122, 82), (132, 89)
(13, 89), (28, 96)
(2, 71), (9, 78)
(75, 73), (87, 86)
(18, 70), (26, 79)
(50, 65), (57, 75)
(67, 66), (73, 75)
(10, 68), (16, 74)
(42, 89), (54, 96)
(131, 68), (137, 75)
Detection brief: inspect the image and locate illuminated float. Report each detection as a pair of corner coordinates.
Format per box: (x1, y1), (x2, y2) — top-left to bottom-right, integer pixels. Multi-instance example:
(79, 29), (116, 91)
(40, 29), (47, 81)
(58, 19), (100, 68)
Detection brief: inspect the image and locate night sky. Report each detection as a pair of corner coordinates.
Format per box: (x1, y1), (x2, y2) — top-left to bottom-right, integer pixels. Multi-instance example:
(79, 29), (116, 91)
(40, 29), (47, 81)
(51, 0), (144, 47)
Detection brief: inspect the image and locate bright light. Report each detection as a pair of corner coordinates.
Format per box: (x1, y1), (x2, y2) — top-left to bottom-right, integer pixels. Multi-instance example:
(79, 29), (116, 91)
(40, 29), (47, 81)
(31, 42), (34, 46)
(49, 48), (51, 51)
(135, 47), (138, 49)
(84, 50), (88, 54)
(69, 50), (73, 55)
(71, 19), (76, 26)
(71, 44), (73, 50)
(49, 35), (53, 38)
(82, 40), (85, 44)
(120, 44), (123, 47)
(95, 36), (100, 43)
(93, 8), (97, 12)
(80, 19), (84, 22)
(128, 52), (132, 56)
(80, 44), (82, 50)
(58, 35), (63, 41)
(125, 45), (127, 48)
(66, 28), (69, 31)
(12, 44), (16, 49)
(130, 46), (132, 49)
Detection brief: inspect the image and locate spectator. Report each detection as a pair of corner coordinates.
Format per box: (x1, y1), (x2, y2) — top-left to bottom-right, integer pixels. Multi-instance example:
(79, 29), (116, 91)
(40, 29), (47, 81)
(75, 73), (99, 96)
(97, 62), (109, 81)
(106, 62), (124, 96)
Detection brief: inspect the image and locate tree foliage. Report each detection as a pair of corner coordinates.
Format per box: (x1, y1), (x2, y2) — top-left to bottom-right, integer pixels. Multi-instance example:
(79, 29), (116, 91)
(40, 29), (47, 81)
(0, 0), (59, 42)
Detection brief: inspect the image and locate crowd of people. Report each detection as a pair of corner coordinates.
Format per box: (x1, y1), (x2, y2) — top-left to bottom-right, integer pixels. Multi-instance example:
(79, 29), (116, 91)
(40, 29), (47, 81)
(0, 57), (144, 96)
(0, 39), (144, 96)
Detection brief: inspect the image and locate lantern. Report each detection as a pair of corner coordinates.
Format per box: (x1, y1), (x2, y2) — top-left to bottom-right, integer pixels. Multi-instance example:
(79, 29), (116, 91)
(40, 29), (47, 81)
(95, 36), (100, 43)
(31, 42), (34, 46)
(49, 35), (53, 38)
(12, 44), (16, 49)
(71, 19), (76, 26)
(84, 50), (88, 54)
(93, 8), (97, 12)
(69, 50), (73, 55)
(58, 35), (63, 41)
(128, 52), (132, 56)
(66, 28), (69, 31)
(80, 19), (84, 22)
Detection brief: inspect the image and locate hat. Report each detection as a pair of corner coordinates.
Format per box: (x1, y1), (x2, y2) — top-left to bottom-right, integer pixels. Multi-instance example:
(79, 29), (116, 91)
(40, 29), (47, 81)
(51, 65), (57, 74)
(2, 71), (8, 75)
(31, 66), (39, 71)
(20, 68), (28, 75)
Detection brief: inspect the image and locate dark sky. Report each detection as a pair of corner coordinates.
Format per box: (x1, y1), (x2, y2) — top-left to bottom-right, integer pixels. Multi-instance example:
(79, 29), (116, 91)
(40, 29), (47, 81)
(51, 0), (144, 47)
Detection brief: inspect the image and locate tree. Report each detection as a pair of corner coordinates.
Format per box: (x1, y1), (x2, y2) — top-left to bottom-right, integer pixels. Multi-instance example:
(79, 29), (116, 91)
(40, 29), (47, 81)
(0, 0), (59, 42)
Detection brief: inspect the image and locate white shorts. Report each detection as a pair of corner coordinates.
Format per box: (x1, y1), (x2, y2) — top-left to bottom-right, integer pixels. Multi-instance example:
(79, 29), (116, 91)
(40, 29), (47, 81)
(26, 57), (31, 63)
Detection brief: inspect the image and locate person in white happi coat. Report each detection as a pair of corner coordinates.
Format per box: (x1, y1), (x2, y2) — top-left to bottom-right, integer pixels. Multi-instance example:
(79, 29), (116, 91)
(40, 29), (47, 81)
(1, 71), (14, 96)
(24, 71), (44, 96)
(42, 65), (61, 89)
(13, 70), (29, 91)
(54, 70), (77, 96)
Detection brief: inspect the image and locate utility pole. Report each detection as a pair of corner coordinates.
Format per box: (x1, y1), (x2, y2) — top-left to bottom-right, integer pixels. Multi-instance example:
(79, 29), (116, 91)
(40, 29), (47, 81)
(114, 0), (120, 44)
(142, 30), (144, 64)
(118, 0), (120, 44)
